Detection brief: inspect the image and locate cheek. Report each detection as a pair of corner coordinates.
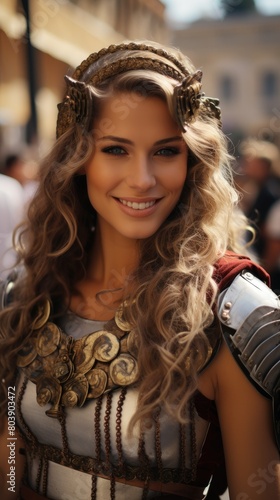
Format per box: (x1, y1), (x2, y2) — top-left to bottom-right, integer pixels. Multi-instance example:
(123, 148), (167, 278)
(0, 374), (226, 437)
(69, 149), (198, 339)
(85, 167), (111, 192)
(166, 166), (187, 193)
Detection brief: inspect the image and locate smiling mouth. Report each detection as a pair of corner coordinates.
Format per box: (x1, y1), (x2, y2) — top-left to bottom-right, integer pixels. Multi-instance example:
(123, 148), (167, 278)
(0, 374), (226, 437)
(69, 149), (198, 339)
(118, 199), (157, 210)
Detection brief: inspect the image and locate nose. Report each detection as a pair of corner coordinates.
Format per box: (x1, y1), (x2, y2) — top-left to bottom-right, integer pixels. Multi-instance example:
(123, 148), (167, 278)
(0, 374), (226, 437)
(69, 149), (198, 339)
(126, 155), (156, 191)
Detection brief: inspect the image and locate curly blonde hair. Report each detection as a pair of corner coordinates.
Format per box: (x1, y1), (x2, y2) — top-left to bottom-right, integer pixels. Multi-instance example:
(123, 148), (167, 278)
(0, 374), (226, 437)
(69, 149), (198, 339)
(0, 41), (249, 425)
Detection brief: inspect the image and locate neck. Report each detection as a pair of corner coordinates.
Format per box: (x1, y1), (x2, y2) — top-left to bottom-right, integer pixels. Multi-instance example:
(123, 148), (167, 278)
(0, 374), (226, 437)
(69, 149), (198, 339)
(70, 220), (140, 320)
(87, 222), (140, 290)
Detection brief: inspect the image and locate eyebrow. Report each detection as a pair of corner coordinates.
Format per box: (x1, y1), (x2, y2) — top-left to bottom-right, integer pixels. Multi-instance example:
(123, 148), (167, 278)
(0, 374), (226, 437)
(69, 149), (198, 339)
(96, 135), (183, 145)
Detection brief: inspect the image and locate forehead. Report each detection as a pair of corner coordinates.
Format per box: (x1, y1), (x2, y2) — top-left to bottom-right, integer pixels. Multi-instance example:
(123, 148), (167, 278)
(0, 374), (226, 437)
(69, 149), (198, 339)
(93, 92), (181, 140)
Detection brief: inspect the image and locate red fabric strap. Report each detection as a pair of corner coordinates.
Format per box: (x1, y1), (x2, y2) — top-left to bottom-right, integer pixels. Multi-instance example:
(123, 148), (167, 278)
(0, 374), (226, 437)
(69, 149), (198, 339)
(213, 251), (270, 291)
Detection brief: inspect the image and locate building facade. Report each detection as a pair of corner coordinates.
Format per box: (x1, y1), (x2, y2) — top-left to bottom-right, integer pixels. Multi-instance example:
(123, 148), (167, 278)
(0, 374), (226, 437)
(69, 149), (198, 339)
(0, 0), (168, 153)
(173, 13), (280, 149)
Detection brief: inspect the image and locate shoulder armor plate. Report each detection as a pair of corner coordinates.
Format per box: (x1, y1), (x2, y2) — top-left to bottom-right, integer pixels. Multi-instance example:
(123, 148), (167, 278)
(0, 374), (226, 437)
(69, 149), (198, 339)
(0, 268), (20, 310)
(218, 270), (280, 450)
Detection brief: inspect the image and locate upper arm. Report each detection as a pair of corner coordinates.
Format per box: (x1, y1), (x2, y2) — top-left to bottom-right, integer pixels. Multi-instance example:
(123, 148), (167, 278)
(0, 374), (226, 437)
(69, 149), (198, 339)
(213, 340), (280, 499)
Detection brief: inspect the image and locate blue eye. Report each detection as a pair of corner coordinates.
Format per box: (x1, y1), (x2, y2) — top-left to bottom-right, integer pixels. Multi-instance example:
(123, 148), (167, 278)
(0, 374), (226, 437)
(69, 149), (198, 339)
(102, 146), (126, 155)
(155, 147), (180, 156)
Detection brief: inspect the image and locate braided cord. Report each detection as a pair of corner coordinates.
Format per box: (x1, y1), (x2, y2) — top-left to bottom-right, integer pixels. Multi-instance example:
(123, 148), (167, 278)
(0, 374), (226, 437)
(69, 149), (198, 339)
(73, 42), (190, 82)
(56, 41), (221, 137)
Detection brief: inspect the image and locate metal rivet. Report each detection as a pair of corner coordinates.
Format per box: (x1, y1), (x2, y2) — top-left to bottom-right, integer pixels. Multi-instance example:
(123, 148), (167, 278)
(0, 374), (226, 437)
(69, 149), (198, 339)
(244, 272), (253, 280)
(225, 302), (232, 309)
(221, 311), (230, 320)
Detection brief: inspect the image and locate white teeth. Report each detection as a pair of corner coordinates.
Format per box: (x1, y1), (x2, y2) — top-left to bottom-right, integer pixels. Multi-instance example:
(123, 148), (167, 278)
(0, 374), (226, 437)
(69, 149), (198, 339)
(119, 199), (156, 210)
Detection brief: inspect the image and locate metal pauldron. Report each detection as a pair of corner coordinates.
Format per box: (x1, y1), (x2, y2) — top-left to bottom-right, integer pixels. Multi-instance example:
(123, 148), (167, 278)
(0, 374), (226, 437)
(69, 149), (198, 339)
(0, 268), (18, 310)
(217, 270), (280, 450)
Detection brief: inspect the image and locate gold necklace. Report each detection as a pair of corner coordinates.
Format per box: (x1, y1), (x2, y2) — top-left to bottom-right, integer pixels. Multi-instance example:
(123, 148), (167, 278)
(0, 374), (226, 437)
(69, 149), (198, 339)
(17, 301), (139, 418)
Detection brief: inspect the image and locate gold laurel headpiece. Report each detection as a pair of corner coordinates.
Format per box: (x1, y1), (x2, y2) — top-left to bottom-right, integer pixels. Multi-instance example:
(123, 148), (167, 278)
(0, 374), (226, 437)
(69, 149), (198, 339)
(56, 42), (221, 138)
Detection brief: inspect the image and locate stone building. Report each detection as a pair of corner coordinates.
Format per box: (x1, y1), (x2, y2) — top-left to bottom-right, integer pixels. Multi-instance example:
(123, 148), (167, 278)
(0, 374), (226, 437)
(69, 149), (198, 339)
(172, 13), (280, 149)
(2, 2), (278, 155)
(172, 14), (280, 145)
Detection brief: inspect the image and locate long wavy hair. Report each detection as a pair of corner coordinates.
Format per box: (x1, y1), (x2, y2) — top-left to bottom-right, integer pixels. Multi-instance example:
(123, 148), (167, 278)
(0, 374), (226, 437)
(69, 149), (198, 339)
(0, 42), (249, 426)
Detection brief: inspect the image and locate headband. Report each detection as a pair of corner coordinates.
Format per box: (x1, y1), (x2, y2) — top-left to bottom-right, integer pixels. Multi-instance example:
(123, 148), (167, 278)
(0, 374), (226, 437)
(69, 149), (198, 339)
(56, 42), (221, 138)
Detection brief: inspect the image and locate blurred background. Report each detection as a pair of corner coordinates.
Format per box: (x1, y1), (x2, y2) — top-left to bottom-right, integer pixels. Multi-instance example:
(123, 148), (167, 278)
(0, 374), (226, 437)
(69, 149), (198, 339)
(1, 0), (279, 152)
(0, 0), (280, 290)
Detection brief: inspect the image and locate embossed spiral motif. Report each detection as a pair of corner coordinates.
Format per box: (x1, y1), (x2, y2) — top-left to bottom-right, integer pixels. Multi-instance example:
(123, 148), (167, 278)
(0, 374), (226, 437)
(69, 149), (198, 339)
(17, 301), (139, 418)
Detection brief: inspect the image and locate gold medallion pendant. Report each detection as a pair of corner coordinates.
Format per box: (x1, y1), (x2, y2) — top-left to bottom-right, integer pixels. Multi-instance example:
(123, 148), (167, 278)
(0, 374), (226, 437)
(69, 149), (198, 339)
(17, 302), (139, 418)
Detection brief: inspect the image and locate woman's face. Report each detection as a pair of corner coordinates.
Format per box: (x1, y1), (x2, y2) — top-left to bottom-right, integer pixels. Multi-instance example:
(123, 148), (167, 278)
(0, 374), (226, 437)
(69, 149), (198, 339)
(84, 92), (188, 241)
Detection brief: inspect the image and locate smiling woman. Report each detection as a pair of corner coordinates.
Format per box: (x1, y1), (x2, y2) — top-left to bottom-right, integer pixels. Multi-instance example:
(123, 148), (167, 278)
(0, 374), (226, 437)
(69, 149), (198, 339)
(84, 94), (187, 241)
(0, 40), (279, 500)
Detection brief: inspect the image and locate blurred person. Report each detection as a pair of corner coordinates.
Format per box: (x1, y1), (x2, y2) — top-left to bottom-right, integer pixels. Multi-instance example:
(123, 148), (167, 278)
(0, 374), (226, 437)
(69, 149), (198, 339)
(235, 138), (280, 291)
(265, 198), (280, 293)
(0, 41), (279, 500)
(0, 174), (24, 278)
(3, 153), (38, 204)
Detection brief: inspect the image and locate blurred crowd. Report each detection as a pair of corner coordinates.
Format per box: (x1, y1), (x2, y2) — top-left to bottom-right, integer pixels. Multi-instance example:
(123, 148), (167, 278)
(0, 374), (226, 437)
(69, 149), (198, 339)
(0, 153), (38, 278)
(0, 139), (280, 292)
(234, 139), (280, 293)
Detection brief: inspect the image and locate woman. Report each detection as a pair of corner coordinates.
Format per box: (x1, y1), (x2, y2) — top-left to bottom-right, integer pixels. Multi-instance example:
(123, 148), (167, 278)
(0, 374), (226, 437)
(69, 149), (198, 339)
(0, 41), (279, 500)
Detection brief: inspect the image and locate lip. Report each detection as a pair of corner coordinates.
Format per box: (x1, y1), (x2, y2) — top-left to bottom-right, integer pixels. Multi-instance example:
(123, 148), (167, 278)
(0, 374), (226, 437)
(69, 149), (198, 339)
(114, 197), (162, 217)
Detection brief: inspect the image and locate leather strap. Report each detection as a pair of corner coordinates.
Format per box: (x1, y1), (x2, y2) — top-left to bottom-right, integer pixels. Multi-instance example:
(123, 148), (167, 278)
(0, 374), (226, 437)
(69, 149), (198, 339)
(20, 478), (207, 499)
(18, 438), (209, 499)
(110, 475), (207, 498)
(20, 484), (49, 500)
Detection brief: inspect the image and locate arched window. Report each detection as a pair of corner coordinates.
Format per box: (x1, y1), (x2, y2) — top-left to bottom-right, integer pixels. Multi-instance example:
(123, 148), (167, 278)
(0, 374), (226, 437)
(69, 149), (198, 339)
(220, 75), (236, 101)
(262, 71), (278, 99)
